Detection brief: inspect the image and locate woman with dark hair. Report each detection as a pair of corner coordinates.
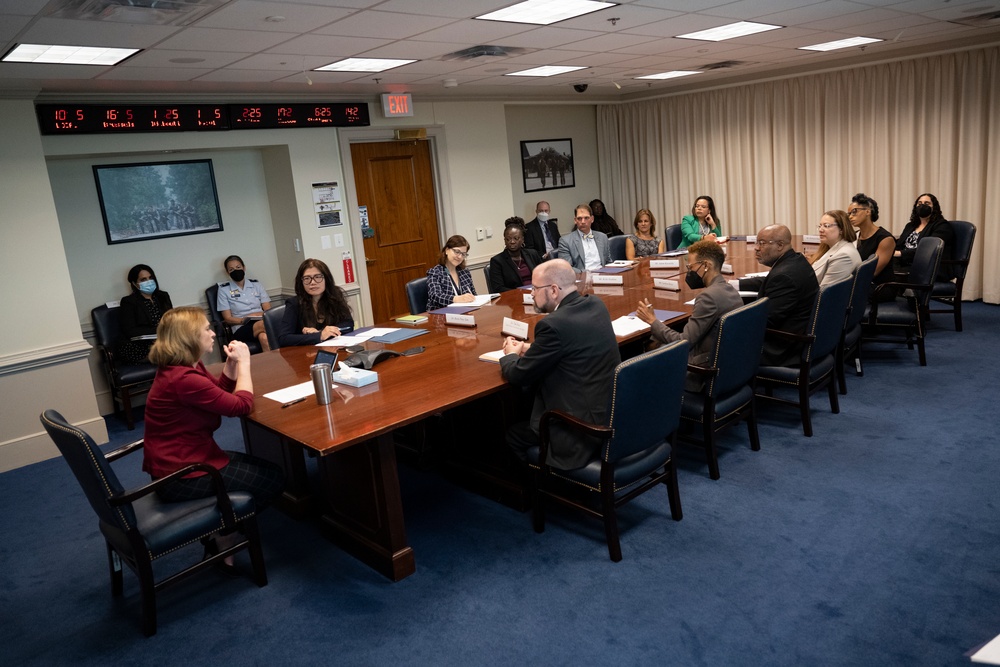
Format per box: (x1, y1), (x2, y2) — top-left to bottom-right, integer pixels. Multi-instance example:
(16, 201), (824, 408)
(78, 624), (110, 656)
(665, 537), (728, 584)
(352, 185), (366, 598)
(589, 199), (623, 237)
(215, 254), (271, 352)
(894, 193), (954, 279)
(625, 208), (665, 258)
(489, 223), (542, 292)
(808, 210), (861, 287)
(276, 258), (354, 347)
(145, 306), (283, 567)
(849, 192), (896, 293)
(426, 235), (477, 310)
(680, 195), (721, 248)
(117, 263), (173, 364)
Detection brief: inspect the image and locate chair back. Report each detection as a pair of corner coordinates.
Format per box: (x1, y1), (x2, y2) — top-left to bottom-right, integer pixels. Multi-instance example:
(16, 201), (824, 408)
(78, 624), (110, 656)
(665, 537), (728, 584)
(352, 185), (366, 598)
(665, 224), (682, 251)
(845, 255), (878, 332)
(805, 276), (853, 362)
(482, 265), (492, 291)
(609, 235), (627, 261)
(603, 340), (688, 463)
(40, 410), (137, 531)
(205, 284), (223, 324)
(405, 277), (429, 315)
(262, 304), (285, 350)
(946, 220), (976, 281)
(91, 304), (122, 350)
(706, 297), (769, 398)
(908, 237), (944, 306)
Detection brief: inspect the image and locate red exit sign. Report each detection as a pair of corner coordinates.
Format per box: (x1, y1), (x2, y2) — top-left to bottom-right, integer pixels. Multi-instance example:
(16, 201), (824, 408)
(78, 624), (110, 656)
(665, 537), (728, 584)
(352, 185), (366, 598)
(380, 93), (414, 117)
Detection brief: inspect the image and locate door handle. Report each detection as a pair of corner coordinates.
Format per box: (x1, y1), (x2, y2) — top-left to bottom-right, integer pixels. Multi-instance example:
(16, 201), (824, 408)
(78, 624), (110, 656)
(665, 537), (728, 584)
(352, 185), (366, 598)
(365, 258), (376, 266)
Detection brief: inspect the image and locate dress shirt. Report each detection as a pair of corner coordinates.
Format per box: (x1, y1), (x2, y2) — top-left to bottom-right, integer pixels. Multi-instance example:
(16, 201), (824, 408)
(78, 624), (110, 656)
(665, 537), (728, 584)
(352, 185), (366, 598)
(581, 231), (601, 271)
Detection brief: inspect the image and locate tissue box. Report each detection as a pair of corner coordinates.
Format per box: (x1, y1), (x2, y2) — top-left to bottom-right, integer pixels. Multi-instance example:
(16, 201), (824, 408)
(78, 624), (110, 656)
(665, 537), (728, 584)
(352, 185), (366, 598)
(332, 368), (378, 387)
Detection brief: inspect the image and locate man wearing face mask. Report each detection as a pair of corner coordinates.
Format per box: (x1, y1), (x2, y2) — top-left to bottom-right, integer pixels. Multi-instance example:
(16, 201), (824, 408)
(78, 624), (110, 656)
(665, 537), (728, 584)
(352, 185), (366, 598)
(524, 200), (561, 260)
(635, 240), (743, 391)
(216, 254), (271, 352)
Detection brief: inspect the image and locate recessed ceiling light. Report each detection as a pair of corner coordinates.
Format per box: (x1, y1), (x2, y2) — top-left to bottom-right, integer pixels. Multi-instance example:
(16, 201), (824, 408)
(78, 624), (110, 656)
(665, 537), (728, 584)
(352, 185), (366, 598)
(676, 21), (782, 42)
(477, 0), (617, 26)
(264, 15), (285, 22)
(2, 44), (139, 66)
(506, 65), (587, 77)
(314, 58), (416, 72)
(798, 36), (883, 52)
(635, 71), (700, 80)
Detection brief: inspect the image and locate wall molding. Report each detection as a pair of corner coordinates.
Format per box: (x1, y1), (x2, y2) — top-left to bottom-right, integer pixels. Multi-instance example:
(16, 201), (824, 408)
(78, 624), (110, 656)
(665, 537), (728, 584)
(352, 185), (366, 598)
(0, 339), (92, 377)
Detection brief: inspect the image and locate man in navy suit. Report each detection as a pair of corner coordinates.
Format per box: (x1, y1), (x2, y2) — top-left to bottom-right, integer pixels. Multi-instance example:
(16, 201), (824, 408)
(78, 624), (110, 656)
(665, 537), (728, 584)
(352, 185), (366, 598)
(524, 201), (561, 260)
(557, 204), (610, 272)
(500, 259), (620, 470)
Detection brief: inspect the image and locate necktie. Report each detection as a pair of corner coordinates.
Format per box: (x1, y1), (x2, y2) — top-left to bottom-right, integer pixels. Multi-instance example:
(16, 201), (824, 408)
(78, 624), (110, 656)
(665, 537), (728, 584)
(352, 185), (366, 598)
(583, 233), (594, 240)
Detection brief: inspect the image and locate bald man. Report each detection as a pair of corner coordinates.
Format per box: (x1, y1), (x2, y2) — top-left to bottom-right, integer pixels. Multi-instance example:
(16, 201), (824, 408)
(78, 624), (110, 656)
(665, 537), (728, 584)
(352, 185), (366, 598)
(738, 224), (819, 366)
(500, 259), (620, 470)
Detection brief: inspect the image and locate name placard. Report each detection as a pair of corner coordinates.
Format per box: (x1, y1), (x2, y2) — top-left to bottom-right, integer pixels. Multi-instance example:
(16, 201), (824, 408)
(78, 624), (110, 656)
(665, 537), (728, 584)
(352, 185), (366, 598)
(803, 234), (821, 244)
(722, 263), (734, 274)
(445, 313), (476, 327)
(592, 286), (624, 296)
(654, 278), (681, 291)
(502, 317), (529, 340)
(649, 259), (680, 269)
(522, 292), (535, 304)
(747, 235), (757, 244)
(592, 274), (623, 285)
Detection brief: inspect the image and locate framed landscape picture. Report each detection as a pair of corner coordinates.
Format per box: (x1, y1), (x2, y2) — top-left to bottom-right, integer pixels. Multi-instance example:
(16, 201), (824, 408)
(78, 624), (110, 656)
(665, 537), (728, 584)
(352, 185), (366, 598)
(93, 159), (224, 244)
(520, 138), (575, 193)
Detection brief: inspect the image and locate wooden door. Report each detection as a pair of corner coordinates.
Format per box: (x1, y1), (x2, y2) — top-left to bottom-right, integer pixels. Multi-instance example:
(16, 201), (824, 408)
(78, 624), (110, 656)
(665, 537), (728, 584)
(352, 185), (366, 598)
(351, 140), (442, 322)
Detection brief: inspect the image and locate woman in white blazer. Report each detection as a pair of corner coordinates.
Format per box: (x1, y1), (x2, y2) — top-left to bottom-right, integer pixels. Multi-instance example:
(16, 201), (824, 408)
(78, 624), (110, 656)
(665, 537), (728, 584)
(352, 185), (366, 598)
(809, 210), (862, 287)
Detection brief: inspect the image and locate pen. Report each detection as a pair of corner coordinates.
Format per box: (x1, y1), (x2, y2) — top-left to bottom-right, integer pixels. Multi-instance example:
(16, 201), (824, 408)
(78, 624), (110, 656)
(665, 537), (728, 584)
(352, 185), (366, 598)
(281, 397), (307, 408)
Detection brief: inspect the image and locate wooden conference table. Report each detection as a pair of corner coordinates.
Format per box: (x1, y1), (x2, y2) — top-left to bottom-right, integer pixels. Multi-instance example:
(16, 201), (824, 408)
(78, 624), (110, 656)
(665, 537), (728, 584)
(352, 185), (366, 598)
(241, 237), (812, 581)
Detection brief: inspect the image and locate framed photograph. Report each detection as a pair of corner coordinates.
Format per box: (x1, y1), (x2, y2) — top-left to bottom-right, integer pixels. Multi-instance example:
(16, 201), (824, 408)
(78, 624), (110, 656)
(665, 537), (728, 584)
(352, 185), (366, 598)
(93, 159), (224, 244)
(520, 138), (575, 193)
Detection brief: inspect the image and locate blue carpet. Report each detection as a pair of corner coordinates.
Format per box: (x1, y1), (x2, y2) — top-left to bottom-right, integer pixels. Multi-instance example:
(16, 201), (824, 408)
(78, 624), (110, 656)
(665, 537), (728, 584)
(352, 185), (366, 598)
(3, 303), (999, 666)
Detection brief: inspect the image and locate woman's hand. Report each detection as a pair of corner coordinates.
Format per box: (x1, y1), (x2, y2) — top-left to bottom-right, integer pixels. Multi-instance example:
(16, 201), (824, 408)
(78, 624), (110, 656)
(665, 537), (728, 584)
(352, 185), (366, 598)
(635, 300), (657, 324)
(225, 340), (251, 363)
(302, 327), (319, 334)
(454, 293), (475, 303)
(705, 232), (718, 241)
(705, 213), (714, 228)
(320, 325), (342, 341)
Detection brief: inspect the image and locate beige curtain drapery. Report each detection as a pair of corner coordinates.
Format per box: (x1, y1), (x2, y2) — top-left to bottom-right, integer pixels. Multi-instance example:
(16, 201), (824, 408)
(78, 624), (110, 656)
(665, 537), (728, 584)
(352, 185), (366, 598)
(597, 46), (999, 303)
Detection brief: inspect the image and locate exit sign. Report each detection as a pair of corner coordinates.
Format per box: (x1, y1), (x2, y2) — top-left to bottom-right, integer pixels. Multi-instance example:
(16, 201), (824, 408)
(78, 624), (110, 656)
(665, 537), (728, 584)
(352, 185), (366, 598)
(380, 93), (414, 117)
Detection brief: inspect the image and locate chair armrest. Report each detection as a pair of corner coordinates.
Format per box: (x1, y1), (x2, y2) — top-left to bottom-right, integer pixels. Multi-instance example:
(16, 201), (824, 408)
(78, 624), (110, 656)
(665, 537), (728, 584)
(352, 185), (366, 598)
(873, 280), (929, 293)
(105, 438), (144, 462)
(765, 328), (814, 343)
(111, 462), (238, 528)
(539, 409), (612, 441)
(687, 363), (717, 377)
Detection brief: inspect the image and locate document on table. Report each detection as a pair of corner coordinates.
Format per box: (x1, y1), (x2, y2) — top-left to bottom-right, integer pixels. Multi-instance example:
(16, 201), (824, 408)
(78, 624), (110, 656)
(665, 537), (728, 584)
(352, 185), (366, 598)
(263, 381), (318, 404)
(316, 335), (370, 347)
(612, 316), (651, 337)
(970, 632), (1000, 664)
(467, 293), (500, 307)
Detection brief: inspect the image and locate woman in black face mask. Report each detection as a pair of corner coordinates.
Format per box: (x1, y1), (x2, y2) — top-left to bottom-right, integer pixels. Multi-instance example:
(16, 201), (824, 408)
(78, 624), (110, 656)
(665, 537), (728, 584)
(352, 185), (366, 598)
(894, 193), (954, 280)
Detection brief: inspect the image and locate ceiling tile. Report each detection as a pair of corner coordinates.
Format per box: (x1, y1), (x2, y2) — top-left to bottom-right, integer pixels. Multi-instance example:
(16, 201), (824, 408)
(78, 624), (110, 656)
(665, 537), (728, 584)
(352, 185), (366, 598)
(194, 0), (354, 33)
(18, 17), (179, 47)
(312, 10), (456, 38)
(98, 66), (211, 81)
(155, 27), (295, 52)
(373, 0), (512, 18)
(264, 34), (393, 57)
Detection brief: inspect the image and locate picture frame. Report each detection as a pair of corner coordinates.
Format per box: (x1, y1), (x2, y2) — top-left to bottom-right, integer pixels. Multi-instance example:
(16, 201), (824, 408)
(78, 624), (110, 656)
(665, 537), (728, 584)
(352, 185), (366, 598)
(93, 159), (224, 244)
(520, 138), (575, 193)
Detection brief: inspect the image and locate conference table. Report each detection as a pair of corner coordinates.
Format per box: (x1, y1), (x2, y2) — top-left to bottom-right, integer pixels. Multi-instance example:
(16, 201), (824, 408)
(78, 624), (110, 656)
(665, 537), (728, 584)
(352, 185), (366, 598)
(240, 236), (815, 580)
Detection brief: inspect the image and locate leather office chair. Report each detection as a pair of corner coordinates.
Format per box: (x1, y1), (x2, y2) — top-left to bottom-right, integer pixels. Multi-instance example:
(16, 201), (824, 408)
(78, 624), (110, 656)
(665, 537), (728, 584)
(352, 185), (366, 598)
(262, 303), (285, 351)
(609, 235), (627, 261)
(205, 284), (262, 355)
(482, 265), (492, 292)
(40, 410), (267, 637)
(91, 304), (157, 430)
(405, 277), (429, 315)
(681, 297), (769, 480)
(665, 224), (682, 251)
(929, 220), (976, 332)
(755, 276), (853, 437)
(529, 340), (688, 562)
(865, 236), (944, 366)
(836, 255), (878, 395)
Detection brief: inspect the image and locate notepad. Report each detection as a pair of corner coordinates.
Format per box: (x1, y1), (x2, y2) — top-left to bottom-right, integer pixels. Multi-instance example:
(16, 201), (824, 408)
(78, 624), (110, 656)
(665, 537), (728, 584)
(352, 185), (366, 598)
(429, 305), (478, 315)
(370, 328), (429, 344)
(395, 314), (428, 324)
(478, 349), (505, 363)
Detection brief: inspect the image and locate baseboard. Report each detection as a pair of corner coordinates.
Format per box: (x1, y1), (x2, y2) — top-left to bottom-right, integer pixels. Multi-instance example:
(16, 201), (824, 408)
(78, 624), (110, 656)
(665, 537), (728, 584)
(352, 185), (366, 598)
(0, 416), (109, 473)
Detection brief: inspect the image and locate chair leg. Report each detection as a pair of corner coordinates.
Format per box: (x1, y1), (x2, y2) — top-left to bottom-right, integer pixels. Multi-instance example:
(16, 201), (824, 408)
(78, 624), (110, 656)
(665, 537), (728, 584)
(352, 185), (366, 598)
(602, 489), (622, 563)
(665, 458), (683, 521)
(917, 335), (927, 366)
(531, 468), (546, 534)
(746, 403), (761, 452)
(837, 352), (847, 396)
(828, 377), (840, 414)
(703, 414), (720, 481)
(135, 554), (157, 637)
(799, 379), (812, 438)
(107, 543), (124, 597)
(242, 519), (268, 588)
(121, 387), (135, 431)
(955, 297), (963, 332)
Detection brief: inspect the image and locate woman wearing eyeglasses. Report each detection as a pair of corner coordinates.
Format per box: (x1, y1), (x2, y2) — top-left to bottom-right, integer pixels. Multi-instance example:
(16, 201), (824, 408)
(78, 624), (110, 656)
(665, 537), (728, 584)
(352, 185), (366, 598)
(808, 210), (861, 287)
(680, 195), (722, 248)
(426, 235), (477, 310)
(849, 193), (896, 298)
(276, 258), (354, 347)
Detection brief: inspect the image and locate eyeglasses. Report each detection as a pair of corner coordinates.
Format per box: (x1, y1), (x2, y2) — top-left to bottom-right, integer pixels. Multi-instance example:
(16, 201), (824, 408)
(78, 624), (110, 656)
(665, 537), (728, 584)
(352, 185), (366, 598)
(531, 283), (557, 292)
(301, 274), (325, 284)
(848, 207), (869, 216)
(754, 240), (784, 248)
(817, 223), (838, 229)
(450, 249), (469, 258)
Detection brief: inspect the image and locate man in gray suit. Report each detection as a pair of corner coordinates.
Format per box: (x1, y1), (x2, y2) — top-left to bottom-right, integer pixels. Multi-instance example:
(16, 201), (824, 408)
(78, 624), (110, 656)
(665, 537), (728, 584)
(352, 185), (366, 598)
(501, 259), (621, 470)
(636, 239), (743, 391)
(558, 204), (610, 272)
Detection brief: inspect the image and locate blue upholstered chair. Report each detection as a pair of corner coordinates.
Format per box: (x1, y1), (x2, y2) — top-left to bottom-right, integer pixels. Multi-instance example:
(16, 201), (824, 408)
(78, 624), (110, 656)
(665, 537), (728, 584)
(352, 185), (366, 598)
(91, 304), (157, 430)
(929, 220), (976, 331)
(528, 340), (688, 562)
(262, 303), (285, 351)
(836, 255), (878, 395)
(865, 236), (944, 366)
(755, 276), (853, 437)
(482, 265), (492, 292)
(205, 284), (262, 355)
(40, 410), (267, 636)
(609, 234), (628, 261)
(665, 224), (683, 251)
(405, 276), (429, 315)
(681, 297), (770, 480)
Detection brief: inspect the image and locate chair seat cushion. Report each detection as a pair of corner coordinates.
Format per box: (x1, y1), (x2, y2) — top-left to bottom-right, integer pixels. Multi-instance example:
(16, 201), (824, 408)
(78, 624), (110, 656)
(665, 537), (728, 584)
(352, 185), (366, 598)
(875, 302), (918, 326)
(123, 491), (255, 557)
(116, 362), (157, 386)
(931, 281), (956, 298)
(527, 440), (672, 493)
(757, 355), (834, 385)
(682, 385), (753, 423)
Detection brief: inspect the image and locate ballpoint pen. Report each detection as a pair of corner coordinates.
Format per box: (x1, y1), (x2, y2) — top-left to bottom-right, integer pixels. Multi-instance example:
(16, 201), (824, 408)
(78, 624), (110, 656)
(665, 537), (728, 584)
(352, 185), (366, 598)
(281, 397), (307, 408)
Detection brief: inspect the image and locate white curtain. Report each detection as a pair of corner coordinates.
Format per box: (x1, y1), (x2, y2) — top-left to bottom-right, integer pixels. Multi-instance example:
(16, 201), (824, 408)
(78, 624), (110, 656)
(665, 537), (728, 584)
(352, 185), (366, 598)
(598, 46), (999, 303)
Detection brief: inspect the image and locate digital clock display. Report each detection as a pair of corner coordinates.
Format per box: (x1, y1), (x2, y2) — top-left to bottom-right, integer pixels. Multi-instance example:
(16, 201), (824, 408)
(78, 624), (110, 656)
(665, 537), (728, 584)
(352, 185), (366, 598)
(36, 102), (371, 135)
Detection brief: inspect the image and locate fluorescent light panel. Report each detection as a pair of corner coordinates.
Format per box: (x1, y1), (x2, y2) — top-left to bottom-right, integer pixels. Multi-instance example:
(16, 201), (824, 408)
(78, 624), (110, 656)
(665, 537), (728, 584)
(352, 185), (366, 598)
(676, 21), (782, 42)
(799, 36), (882, 52)
(315, 58), (416, 72)
(635, 71), (699, 80)
(2, 44), (139, 66)
(506, 65), (587, 77)
(477, 0), (617, 26)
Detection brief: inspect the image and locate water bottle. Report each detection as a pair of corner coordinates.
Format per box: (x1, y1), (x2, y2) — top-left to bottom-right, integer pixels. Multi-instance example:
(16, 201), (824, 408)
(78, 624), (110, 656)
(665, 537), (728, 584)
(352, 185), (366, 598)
(310, 363), (333, 405)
